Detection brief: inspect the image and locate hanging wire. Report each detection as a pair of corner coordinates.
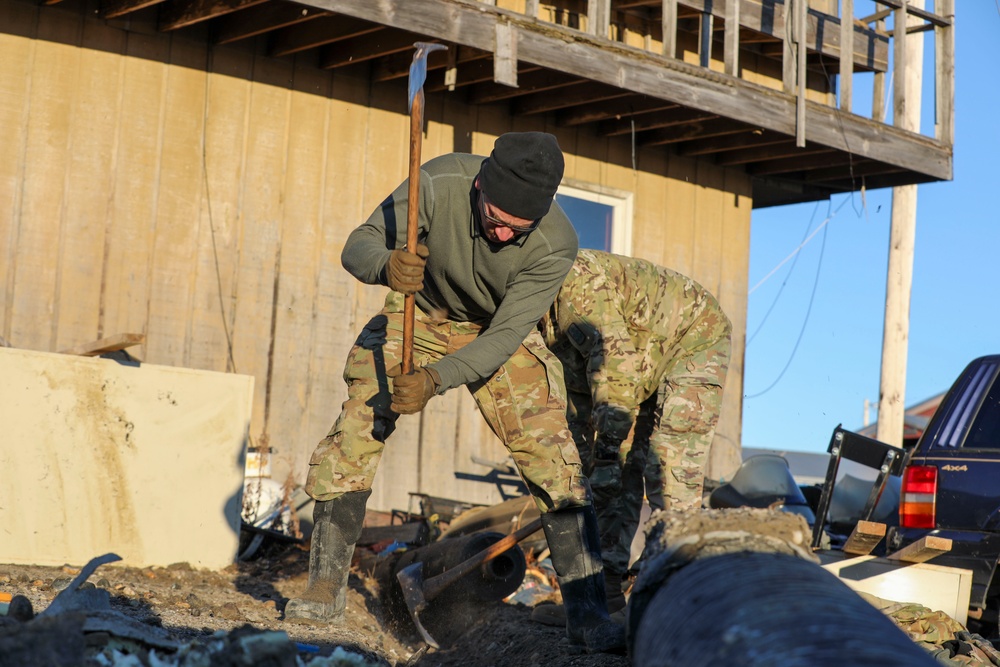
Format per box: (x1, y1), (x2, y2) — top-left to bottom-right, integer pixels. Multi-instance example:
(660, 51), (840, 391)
(744, 196), (851, 399)
(746, 201), (820, 346)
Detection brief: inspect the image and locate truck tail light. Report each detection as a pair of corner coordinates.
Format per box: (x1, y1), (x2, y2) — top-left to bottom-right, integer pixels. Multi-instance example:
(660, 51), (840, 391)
(899, 465), (938, 528)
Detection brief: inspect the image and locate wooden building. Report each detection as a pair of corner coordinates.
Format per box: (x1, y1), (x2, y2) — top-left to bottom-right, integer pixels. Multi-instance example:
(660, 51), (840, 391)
(0, 0), (953, 513)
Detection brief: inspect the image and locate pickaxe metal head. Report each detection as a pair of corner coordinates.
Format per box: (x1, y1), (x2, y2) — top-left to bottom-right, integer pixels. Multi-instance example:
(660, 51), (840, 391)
(395, 562), (440, 648)
(408, 42), (448, 113)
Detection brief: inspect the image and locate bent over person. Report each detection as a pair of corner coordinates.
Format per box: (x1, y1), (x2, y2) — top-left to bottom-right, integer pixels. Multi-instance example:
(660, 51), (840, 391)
(537, 249), (732, 613)
(285, 133), (623, 652)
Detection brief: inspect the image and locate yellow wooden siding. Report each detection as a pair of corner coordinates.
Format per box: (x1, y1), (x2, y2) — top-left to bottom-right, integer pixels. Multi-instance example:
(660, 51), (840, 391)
(1, 0), (751, 512)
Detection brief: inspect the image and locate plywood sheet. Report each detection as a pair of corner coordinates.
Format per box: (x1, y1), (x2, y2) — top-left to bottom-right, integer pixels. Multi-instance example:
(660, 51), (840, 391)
(0, 347), (253, 569)
(819, 551), (973, 625)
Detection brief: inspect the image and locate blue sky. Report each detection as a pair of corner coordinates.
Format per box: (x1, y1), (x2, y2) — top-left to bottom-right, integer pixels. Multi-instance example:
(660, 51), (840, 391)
(741, 3), (1000, 453)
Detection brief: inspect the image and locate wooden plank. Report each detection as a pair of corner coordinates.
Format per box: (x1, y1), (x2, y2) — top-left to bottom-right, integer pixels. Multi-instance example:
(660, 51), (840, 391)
(266, 60), (331, 480)
(214, 2), (329, 44)
(159, 0), (269, 31)
(691, 161), (725, 297)
(425, 58), (542, 93)
(710, 164), (751, 480)
(723, 0), (739, 76)
(55, 17), (124, 351)
(513, 82), (631, 116)
(303, 0), (949, 179)
(887, 535), (952, 564)
(676, 128), (780, 156)
(795, 0), (806, 146)
(842, 520), (887, 556)
(318, 29), (425, 69)
(102, 0), (165, 19)
(144, 39), (209, 370)
(662, 0), (677, 58)
(10, 10), (78, 352)
(599, 107), (716, 136)
(642, 118), (747, 146)
(372, 45), (484, 82)
(716, 140), (825, 166)
(875, 0), (950, 27)
(525, 0), (539, 19)
(226, 52), (292, 449)
(469, 70), (576, 104)
(934, 0), (954, 146)
(746, 150), (848, 176)
(662, 152), (696, 275)
(587, 0), (610, 38)
(493, 21), (518, 87)
(269, 15), (381, 58)
(872, 16), (887, 122)
(0, 0), (37, 349)
(100, 32), (170, 360)
(892, 1), (908, 131)
(681, 0), (889, 71)
(839, 0), (853, 112)
(298, 70), (372, 482)
(184, 45), (252, 375)
(557, 98), (679, 127)
(59, 333), (145, 357)
(0, 347), (252, 569)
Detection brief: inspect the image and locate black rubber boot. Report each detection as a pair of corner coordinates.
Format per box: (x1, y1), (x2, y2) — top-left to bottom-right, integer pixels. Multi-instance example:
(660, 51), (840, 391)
(540, 505), (626, 654)
(529, 573), (626, 627)
(284, 489), (370, 624)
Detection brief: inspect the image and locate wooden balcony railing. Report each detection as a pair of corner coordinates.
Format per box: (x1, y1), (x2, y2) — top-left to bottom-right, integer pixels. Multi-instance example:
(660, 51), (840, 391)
(482, 0), (954, 148)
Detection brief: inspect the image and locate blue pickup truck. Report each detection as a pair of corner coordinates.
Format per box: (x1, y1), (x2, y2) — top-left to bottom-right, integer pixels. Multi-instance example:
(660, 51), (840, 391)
(886, 354), (1000, 632)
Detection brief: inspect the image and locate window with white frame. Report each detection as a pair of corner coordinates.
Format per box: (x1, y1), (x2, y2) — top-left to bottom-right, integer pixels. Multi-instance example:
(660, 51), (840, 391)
(555, 181), (633, 255)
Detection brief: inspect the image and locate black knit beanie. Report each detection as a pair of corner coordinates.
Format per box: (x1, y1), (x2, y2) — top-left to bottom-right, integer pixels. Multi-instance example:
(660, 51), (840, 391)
(480, 132), (565, 220)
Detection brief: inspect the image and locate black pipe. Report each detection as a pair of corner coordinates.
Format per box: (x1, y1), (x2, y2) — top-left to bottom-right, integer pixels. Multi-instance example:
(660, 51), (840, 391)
(629, 551), (938, 667)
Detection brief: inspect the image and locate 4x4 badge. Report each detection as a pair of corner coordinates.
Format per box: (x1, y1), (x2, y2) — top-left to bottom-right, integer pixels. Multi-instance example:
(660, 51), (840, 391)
(941, 464), (968, 472)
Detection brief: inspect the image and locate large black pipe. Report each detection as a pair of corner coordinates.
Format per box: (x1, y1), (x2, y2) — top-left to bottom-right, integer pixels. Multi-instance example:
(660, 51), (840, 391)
(627, 511), (939, 667)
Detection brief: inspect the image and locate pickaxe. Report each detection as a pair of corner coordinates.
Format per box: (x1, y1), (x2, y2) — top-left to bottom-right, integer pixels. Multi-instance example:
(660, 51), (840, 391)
(395, 517), (543, 648)
(401, 41), (447, 373)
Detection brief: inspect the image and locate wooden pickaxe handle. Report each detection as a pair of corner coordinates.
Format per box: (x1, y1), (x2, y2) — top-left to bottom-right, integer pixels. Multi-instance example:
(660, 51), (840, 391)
(401, 42), (446, 375)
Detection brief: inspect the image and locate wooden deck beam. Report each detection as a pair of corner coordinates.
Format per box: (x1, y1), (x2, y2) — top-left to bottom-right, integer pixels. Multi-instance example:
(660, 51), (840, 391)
(641, 118), (750, 146)
(319, 29), (426, 69)
(513, 82), (632, 116)
(261, 0), (951, 180)
(159, 0), (269, 31)
(599, 106), (716, 136)
(557, 97), (680, 127)
(214, 2), (330, 45)
(372, 45), (485, 82)
(676, 127), (779, 156)
(746, 149), (850, 176)
(467, 70), (580, 105)
(269, 15), (381, 58)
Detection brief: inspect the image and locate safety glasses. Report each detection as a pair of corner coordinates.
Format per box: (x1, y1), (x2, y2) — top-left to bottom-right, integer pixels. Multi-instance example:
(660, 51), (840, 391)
(478, 190), (541, 235)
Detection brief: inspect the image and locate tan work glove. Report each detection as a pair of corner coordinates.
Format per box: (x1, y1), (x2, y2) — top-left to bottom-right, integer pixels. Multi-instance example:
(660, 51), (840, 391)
(385, 244), (429, 294)
(386, 364), (441, 414)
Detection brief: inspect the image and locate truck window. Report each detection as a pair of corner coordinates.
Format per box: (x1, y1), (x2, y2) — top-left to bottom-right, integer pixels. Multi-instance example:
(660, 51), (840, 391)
(935, 359), (1000, 449)
(965, 379), (1000, 449)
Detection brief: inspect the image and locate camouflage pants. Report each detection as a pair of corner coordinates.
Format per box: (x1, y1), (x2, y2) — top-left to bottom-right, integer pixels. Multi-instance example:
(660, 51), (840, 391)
(573, 305), (731, 577)
(305, 292), (589, 514)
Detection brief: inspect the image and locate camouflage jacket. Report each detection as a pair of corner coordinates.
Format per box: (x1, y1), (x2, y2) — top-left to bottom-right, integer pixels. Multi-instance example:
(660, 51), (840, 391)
(539, 249), (726, 441)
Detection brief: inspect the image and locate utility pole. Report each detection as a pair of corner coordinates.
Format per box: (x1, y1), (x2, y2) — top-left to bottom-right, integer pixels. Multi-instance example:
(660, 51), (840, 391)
(877, 0), (924, 447)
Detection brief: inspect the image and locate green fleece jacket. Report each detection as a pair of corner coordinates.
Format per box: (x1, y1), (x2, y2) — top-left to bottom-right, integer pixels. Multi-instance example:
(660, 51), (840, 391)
(341, 152), (578, 392)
